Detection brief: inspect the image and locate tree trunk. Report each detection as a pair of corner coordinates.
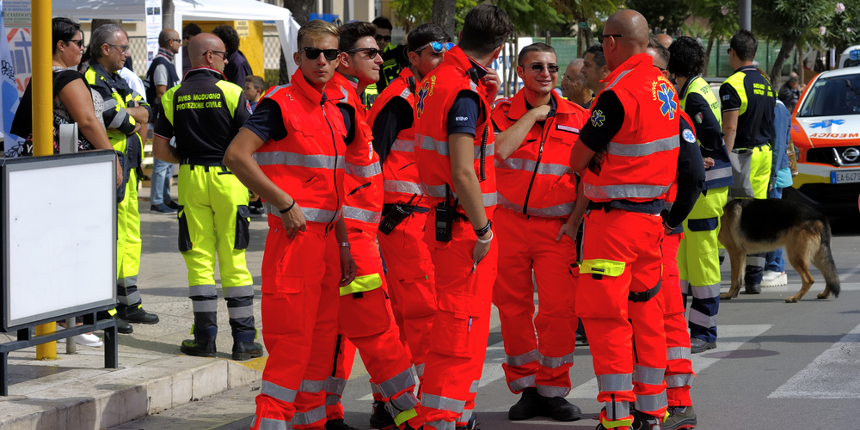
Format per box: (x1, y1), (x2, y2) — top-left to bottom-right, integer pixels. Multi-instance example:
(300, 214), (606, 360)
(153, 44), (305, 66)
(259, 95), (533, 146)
(162, 0), (174, 30)
(770, 35), (798, 85)
(433, 0), (457, 39)
(280, 0), (314, 85)
(796, 43), (804, 84)
(703, 32), (715, 77)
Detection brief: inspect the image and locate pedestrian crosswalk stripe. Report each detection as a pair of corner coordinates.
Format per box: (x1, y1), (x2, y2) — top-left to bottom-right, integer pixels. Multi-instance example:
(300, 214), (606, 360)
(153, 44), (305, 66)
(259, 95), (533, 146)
(565, 324), (772, 399)
(768, 322), (860, 399)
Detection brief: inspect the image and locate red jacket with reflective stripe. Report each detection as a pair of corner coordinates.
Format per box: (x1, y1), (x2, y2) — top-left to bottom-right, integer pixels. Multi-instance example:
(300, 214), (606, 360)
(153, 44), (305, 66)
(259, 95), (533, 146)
(492, 90), (586, 218)
(331, 72), (384, 233)
(414, 47), (496, 219)
(253, 70), (347, 234)
(367, 67), (426, 207)
(582, 53), (681, 203)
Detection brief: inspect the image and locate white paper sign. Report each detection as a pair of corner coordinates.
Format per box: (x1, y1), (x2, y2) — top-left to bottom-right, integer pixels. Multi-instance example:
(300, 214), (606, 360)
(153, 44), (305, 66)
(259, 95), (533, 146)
(145, 0), (162, 70)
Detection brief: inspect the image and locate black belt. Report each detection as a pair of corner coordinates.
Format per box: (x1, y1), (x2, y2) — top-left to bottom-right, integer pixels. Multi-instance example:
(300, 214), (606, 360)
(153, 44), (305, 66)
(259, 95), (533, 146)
(628, 281), (661, 302)
(180, 157), (224, 167)
(587, 199), (664, 215)
(382, 203), (430, 215)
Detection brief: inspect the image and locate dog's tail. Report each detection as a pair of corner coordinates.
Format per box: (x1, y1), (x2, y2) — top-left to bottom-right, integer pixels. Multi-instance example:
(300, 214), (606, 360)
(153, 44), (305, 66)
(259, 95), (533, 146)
(815, 220), (841, 298)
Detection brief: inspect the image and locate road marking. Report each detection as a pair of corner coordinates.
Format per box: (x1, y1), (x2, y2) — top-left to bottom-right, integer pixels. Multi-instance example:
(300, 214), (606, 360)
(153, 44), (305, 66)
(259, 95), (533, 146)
(566, 324), (772, 399)
(722, 282), (860, 293)
(768, 323), (860, 399)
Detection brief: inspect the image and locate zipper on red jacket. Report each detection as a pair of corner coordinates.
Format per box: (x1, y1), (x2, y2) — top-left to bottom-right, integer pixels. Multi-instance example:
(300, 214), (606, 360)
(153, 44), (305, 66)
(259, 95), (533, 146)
(522, 114), (556, 215)
(322, 99), (339, 235)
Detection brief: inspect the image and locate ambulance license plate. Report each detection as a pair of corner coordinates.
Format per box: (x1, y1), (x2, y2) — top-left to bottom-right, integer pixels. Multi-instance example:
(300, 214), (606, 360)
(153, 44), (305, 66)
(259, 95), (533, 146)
(831, 170), (860, 183)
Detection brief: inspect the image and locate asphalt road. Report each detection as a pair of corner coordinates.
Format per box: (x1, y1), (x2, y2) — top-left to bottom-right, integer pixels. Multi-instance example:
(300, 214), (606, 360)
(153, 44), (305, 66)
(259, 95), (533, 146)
(111, 214), (860, 430)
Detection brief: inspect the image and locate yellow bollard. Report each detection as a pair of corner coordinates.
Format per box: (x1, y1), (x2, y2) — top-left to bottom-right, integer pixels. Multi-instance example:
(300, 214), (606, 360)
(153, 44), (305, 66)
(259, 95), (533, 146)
(33, 0), (56, 360)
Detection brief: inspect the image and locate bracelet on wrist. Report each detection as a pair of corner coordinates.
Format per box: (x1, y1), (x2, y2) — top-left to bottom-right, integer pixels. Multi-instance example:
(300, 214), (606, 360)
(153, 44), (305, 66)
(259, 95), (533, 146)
(279, 200), (296, 214)
(474, 220), (492, 237)
(476, 230), (493, 244)
(339, 242), (351, 248)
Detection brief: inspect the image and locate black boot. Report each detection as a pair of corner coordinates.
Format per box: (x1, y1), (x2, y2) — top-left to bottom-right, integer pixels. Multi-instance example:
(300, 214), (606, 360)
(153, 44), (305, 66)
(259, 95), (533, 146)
(115, 317), (133, 334)
(232, 341), (263, 361)
(369, 400), (396, 429)
(631, 410), (661, 430)
(180, 337), (216, 357)
(543, 396), (582, 421)
(325, 419), (361, 430)
(743, 282), (761, 294)
(455, 412), (477, 430)
(508, 387), (543, 420)
(117, 305), (159, 324)
(576, 318), (588, 345)
(690, 337), (716, 354)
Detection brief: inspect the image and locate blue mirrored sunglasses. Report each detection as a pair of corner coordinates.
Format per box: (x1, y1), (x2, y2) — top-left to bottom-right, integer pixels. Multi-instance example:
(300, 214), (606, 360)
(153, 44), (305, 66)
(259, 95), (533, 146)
(417, 41), (455, 53)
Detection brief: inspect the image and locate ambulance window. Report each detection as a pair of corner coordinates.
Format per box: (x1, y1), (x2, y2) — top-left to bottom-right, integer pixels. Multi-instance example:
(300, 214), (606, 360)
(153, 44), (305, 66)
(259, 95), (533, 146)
(798, 74), (860, 117)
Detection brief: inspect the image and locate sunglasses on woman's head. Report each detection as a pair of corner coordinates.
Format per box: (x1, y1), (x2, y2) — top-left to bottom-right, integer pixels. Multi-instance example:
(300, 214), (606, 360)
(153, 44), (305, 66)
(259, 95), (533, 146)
(301, 47), (340, 61)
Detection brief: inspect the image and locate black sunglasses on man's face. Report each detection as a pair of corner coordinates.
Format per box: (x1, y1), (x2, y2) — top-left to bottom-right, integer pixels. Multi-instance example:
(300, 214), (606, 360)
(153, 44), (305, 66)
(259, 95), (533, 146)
(301, 47), (340, 61)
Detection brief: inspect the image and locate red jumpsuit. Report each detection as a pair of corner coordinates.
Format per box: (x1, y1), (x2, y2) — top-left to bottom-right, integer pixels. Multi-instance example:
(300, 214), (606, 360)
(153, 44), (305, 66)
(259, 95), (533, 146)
(250, 70), (347, 430)
(576, 53), (679, 428)
(323, 72), (419, 428)
(368, 67), (437, 380)
(414, 46), (498, 430)
(490, 91), (586, 398)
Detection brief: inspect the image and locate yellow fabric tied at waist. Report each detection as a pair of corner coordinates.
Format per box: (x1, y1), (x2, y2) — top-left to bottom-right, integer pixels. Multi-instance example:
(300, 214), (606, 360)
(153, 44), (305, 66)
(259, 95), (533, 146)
(580, 259), (626, 277)
(340, 273), (383, 296)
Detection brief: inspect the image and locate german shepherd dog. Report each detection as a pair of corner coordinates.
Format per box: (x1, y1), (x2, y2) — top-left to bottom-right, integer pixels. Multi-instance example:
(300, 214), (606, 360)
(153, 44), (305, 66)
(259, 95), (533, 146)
(718, 198), (841, 303)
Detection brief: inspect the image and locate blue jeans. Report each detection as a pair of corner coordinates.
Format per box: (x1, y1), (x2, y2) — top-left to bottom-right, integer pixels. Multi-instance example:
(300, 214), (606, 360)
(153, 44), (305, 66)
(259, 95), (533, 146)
(150, 158), (174, 205)
(765, 187), (785, 272)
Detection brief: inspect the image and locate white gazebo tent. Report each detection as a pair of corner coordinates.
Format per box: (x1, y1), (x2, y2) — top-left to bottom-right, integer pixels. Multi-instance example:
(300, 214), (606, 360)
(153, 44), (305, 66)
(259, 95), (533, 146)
(53, 0), (300, 77)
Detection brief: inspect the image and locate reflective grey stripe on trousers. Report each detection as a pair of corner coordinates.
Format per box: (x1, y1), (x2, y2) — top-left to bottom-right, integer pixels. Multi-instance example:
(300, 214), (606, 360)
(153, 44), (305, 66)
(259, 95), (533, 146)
(506, 349), (540, 367)
(690, 282), (721, 299)
(378, 367), (416, 397)
(470, 379), (480, 393)
(539, 352), (575, 369)
(666, 347), (691, 361)
(261, 380), (297, 403)
(388, 392), (420, 415)
(262, 201), (341, 223)
(324, 376), (348, 395)
(634, 391), (668, 412)
(537, 385), (571, 398)
(633, 365), (665, 386)
(509, 375), (536, 392)
(746, 255), (765, 267)
(192, 300), (218, 312)
(118, 290), (141, 306)
(422, 183), (497, 207)
(384, 180), (424, 196)
(584, 183), (670, 200)
(224, 285), (255, 297)
(255, 416), (291, 430)
(460, 409), (473, 423)
(416, 133), (495, 158)
(497, 192), (574, 218)
(326, 394), (341, 405)
(665, 373), (695, 388)
(689, 308), (717, 328)
(189, 284), (217, 297)
(415, 363), (425, 378)
(253, 151), (344, 169)
(228, 305), (254, 319)
(343, 205), (382, 224)
(495, 157), (572, 177)
(291, 405), (326, 425)
(425, 420), (456, 430)
(607, 136), (679, 157)
(118, 275), (138, 288)
(421, 393), (465, 413)
(605, 400), (630, 420)
(299, 379), (326, 393)
(345, 160), (382, 178)
(597, 373), (633, 392)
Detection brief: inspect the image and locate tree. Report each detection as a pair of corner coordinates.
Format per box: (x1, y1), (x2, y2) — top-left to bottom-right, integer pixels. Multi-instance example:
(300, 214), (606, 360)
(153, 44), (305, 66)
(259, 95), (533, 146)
(625, 0), (691, 35)
(434, 0), (458, 38)
(687, 0), (738, 77)
(820, 1), (860, 64)
(279, 0), (315, 84)
(754, 0), (830, 82)
(552, 0), (617, 56)
(493, 0), (567, 35)
(390, 0), (476, 35)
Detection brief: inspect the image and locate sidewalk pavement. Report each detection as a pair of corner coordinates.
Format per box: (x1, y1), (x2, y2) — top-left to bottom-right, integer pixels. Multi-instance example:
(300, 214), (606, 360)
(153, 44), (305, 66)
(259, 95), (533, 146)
(0, 185), (367, 430)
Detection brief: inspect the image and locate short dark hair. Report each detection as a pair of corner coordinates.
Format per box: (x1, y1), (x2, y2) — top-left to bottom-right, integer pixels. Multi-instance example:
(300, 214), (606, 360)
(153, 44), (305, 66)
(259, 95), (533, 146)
(667, 36), (705, 78)
(372, 16), (393, 31)
(52, 17), (81, 55)
(458, 4), (513, 56)
(212, 25), (241, 53)
(339, 21), (377, 52)
(517, 43), (555, 65)
(585, 44), (606, 68)
(407, 23), (451, 53)
(730, 29), (757, 62)
(183, 23), (201, 39)
(647, 36), (670, 67)
(158, 29), (177, 48)
(246, 75), (267, 91)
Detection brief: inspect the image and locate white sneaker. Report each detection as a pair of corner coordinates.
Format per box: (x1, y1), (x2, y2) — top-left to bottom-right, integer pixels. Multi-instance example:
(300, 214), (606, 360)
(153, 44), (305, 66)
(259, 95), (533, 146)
(73, 333), (104, 347)
(762, 270), (781, 281)
(761, 272), (787, 287)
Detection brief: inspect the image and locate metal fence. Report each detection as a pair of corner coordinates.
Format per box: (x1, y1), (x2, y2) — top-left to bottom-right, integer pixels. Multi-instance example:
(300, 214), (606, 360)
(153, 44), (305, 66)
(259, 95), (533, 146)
(128, 36), (148, 77)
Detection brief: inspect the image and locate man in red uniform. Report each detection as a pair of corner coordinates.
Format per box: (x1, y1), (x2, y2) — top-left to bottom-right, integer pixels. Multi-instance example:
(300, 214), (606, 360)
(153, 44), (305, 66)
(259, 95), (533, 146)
(490, 42), (586, 422)
(413, 5), (512, 430)
(323, 21), (419, 430)
(223, 20), (356, 430)
(369, 22), (451, 388)
(568, 10), (680, 430)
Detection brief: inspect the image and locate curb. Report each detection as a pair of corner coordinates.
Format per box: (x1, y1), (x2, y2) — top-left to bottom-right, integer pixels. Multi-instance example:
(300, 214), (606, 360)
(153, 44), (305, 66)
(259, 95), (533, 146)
(0, 357), (262, 430)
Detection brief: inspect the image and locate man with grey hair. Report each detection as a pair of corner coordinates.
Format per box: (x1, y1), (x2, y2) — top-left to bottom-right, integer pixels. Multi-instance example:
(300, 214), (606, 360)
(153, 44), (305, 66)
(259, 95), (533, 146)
(561, 59), (594, 108)
(85, 23), (159, 332)
(778, 72), (801, 112)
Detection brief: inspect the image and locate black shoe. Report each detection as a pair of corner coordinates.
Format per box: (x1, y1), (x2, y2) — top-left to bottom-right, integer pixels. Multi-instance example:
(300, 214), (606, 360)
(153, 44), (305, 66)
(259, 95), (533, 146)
(369, 400), (396, 429)
(543, 396), (582, 421)
(117, 306), (159, 324)
(180, 338), (217, 358)
(508, 387), (543, 420)
(150, 203), (179, 214)
(662, 406), (697, 430)
(575, 319), (588, 345)
(325, 419), (361, 430)
(455, 412), (477, 430)
(631, 410), (661, 430)
(232, 341), (263, 361)
(690, 337), (716, 354)
(743, 282), (761, 294)
(115, 317), (133, 334)
(165, 200), (180, 210)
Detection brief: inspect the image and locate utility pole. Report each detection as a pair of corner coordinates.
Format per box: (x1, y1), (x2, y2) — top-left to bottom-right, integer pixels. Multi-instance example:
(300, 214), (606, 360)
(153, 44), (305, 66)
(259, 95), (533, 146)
(740, 0), (751, 31)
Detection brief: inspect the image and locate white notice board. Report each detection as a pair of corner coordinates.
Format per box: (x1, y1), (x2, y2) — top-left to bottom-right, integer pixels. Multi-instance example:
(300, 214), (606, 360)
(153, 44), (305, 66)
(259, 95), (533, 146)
(2, 151), (116, 328)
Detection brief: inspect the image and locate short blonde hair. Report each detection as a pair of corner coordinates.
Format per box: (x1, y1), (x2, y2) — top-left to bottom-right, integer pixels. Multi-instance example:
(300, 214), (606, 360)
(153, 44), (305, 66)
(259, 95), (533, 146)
(297, 20), (339, 49)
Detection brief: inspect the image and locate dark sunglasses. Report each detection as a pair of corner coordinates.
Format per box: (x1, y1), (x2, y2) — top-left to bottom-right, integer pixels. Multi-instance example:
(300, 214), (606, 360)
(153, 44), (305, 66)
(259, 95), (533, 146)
(66, 39), (84, 48)
(206, 50), (228, 59)
(597, 34), (624, 44)
(301, 47), (340, 61)
(521, 63), (559, 73)
(374, 34), (392, 43)
(727, 47), (732, 55)
(416, 41), (455, 54)
(347, 47), (382, 58)
(171, 38), (182, 43)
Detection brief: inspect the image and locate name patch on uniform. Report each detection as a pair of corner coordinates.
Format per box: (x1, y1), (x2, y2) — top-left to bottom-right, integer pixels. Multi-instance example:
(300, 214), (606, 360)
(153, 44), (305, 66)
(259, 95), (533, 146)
(456, 116), (469, 122)
(556, 124), (580, 134)
(683, 129), (696, 143)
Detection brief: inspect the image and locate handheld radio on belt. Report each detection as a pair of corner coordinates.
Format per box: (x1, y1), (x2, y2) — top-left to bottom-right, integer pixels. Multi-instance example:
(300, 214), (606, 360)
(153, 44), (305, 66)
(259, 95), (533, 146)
(379, 194), (418, 235)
